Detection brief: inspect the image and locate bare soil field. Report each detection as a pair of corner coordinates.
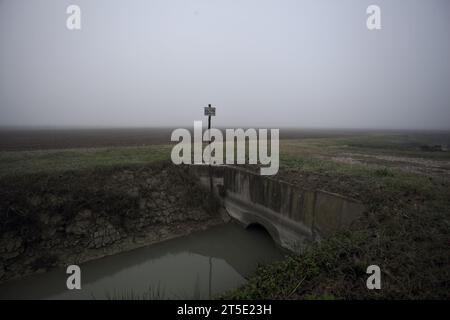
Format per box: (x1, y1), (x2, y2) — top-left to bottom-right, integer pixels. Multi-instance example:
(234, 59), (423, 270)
(0, 127), (436, 151)
(0, 128), (175, 151)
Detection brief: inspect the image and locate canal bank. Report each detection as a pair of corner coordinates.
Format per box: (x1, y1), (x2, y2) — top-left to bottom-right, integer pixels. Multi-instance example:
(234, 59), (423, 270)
(0, 162), (224, 284)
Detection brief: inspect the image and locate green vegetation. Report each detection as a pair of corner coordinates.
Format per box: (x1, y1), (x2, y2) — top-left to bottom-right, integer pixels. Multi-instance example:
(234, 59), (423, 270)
(0, 145), (171, 178)
(1, 132), (449, 299)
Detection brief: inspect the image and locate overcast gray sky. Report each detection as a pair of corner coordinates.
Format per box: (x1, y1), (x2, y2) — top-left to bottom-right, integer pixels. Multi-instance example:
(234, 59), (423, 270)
(0, 0), (449, 129)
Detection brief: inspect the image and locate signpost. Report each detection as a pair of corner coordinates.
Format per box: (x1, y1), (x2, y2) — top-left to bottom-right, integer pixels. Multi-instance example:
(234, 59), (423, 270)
(204, 105), (216, 117)
(204, 104), (216, 145)
(204, 104), (216, 192)
(204, 104), (216, 152)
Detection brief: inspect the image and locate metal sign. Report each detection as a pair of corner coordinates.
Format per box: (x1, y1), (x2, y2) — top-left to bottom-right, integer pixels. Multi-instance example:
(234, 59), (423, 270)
(204, 106), (216, 116)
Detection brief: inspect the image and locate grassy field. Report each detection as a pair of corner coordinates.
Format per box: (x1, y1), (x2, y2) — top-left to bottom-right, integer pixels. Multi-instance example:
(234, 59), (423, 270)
(0, 145), (171, 178)
(2, 131), (449, 177)
(0, 130), (449, 299)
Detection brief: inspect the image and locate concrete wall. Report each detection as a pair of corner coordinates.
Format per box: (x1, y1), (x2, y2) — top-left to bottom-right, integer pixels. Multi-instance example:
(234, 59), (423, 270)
(190, 165), (366, 252)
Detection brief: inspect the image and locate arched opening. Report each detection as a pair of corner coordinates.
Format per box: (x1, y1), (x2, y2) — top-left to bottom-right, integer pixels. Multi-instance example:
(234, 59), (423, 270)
(246, 222), (271, 235)
(245, 222), (280, 246)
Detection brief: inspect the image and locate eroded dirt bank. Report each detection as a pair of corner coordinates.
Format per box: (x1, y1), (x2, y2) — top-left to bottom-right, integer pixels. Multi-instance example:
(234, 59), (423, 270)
(0, 162), (223, 284)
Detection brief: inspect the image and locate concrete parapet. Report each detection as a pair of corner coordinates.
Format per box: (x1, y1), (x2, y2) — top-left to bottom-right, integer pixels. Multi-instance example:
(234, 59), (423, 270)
(188, 164), (366, 252)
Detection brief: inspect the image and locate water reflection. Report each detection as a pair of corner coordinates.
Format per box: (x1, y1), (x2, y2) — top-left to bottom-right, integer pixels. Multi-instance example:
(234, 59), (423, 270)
(0, 223), (284, 300)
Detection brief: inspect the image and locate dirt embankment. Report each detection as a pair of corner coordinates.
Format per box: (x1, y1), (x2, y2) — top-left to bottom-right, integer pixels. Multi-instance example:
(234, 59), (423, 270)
(0, 162), (222, 284)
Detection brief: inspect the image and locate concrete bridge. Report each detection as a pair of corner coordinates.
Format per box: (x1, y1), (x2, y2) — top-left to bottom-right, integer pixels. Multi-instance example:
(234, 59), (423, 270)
(189, 165), (366, 253)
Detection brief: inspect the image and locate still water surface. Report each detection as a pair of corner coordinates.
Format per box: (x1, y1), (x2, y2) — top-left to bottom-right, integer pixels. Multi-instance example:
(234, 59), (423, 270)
(0, 224), (284, 299)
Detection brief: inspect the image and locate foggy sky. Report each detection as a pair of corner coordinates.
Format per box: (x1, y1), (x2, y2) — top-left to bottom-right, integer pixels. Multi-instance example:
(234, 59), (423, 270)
(0, 0), (449, 129)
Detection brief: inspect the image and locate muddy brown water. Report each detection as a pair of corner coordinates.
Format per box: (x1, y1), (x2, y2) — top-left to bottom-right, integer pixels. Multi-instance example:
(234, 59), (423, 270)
(0, 224), (284, 300)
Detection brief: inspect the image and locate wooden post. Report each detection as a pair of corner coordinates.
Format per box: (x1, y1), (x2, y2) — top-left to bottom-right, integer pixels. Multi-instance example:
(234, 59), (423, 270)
(207, 104), (212, 140)
(204, 104), (216, 193)
(208, 104), (213, 192)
